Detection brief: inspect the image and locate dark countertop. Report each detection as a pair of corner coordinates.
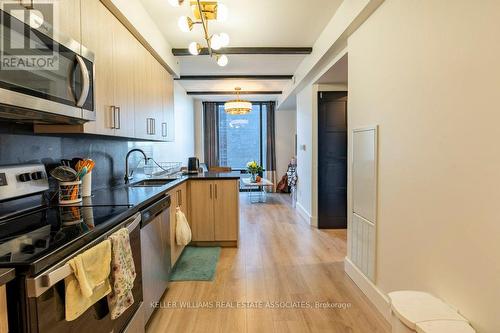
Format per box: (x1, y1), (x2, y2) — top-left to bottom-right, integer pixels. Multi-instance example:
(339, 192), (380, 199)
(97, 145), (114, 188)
(0, 268), (15, 285)
(185, 171), (242, 180)
(85, 172), (241, 208)
(0, 171), (243, 275)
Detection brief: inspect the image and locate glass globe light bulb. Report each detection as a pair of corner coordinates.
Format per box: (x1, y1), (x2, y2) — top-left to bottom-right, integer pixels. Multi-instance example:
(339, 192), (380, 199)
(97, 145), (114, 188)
(188, 42), (200, 55)
(178, 16), (191, 32)
(168, 0), (182, 7)
(218, 33), (230, 47)
(216, 3), (229, 22)
(217, 55), (228, 67)
(211, 34), (222, 50)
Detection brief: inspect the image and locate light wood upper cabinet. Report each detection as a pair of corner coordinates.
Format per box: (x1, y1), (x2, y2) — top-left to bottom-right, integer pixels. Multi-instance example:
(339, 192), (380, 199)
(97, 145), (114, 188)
(133, 44), (155, 140)
(112, 18), (135, 137)
(55, 0), (81, 46)
(81, 0), (115, 136)
(189, 180), (239, 244)
(35, 0), (175, 142)
(161, 70), (175, 142)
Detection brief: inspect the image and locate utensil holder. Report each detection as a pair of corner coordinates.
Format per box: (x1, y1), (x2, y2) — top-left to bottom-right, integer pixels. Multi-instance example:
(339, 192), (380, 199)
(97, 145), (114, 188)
(59, 181), (82, 205)
(81, 172), (92, 197)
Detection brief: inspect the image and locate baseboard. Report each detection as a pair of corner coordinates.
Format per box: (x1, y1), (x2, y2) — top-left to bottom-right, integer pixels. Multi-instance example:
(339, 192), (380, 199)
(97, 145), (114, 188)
(296, 202), (318, 227)
(344, 257), (392, 323)
(310, 216), (318, 227)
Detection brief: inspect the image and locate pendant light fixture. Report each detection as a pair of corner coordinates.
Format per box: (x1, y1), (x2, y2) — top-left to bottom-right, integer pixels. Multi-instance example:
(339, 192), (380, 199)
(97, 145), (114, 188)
(170, 0), (230, 67)
(224, 88), (252, 115)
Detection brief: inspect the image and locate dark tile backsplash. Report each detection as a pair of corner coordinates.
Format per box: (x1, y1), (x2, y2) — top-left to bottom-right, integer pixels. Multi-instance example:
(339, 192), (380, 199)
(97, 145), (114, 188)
(0, 122), (130, 189)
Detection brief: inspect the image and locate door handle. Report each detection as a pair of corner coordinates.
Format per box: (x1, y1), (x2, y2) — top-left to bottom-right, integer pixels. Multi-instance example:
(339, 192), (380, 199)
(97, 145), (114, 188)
(215, 184), (218, 199)
(209, 184), (212, 199)
(75, 55), (90, 107)
(115, 106), (121, 129)
(162, 122), (167, 137)
(152, 118), (156, 135)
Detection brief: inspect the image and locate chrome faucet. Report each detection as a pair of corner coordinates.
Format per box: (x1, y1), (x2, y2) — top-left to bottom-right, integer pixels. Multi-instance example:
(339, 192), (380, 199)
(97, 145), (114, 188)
(124, 149), (148, 183)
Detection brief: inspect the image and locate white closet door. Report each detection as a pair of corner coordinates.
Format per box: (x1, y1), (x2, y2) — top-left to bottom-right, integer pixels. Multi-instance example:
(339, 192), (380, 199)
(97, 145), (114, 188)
(352, 127), (378, 223)
(350, 126), (378, 282)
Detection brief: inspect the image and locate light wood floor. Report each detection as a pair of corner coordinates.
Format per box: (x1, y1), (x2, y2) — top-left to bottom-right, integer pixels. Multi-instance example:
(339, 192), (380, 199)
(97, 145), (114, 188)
(147, 194), (390, 333)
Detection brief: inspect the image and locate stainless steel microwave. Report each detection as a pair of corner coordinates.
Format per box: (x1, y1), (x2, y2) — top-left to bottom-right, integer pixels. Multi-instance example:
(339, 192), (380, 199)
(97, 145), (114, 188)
(0, 8), (94, 124)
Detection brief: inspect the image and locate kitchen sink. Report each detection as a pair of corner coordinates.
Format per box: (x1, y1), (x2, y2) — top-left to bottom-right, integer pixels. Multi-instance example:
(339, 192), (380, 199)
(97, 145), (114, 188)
(130, 179), (176, 187)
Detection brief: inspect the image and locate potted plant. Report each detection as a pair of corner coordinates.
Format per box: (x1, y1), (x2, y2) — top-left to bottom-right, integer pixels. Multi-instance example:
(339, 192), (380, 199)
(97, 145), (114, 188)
(246, 161), (263, 183)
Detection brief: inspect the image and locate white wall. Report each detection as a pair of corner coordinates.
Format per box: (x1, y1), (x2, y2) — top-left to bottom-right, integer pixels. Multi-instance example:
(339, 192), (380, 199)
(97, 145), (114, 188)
(193, 100), (204, 161)
(296, 84), (316, 224)
(278, 0), (383, 108)
(348, 1), (500, 332)
(275, 109), (296, 179)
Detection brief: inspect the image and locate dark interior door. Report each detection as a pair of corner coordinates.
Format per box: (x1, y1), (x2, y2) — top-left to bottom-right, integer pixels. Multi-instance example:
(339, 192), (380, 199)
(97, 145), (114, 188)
(318, 91), (347, 229)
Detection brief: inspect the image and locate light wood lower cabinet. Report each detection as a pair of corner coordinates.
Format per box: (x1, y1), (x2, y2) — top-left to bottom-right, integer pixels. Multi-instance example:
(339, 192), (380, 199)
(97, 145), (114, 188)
(0, 285), (8, 333)
(189, 180), (239, 245)
(169, 182), (188, 267)
(213, 180), (239, 241)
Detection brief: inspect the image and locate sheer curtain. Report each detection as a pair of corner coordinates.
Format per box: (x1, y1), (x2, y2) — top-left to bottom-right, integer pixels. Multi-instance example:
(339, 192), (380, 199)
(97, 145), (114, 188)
(264, 101), (277, 191)
(203, 102), (219, 168)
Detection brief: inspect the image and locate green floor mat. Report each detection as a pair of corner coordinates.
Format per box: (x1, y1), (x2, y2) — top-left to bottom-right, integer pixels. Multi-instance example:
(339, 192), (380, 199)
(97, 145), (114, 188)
(170, 246), (221, 281)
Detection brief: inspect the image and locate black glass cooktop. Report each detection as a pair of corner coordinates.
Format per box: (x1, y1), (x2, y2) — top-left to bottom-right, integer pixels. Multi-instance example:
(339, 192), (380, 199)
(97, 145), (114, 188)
(0, 204), (132, 273)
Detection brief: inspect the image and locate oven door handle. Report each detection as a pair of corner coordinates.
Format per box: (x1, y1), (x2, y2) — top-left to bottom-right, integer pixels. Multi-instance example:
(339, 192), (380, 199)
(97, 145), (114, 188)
(75, 55), (90, 107)
(26, 213), (141, 298)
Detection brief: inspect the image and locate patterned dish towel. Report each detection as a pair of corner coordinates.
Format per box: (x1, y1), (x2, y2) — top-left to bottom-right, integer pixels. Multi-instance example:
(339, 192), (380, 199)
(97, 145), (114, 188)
(107, 228), (136, 319)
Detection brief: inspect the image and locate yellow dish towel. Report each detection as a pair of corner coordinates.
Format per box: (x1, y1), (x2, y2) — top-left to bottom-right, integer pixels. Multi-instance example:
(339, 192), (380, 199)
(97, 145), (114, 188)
(65, 240), (112, 321)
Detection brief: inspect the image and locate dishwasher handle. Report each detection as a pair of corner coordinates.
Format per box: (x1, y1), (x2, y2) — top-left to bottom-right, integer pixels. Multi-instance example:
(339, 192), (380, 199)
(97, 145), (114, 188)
(141, 195), (170, 227)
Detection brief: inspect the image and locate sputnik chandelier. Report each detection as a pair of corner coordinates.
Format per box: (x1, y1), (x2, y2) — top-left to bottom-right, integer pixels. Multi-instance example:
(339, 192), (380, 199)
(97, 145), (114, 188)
(168, 0), (230, 66)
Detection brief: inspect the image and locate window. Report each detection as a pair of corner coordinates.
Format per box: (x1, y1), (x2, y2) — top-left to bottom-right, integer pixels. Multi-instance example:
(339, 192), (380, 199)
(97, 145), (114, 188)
(217, 102), (268, 169)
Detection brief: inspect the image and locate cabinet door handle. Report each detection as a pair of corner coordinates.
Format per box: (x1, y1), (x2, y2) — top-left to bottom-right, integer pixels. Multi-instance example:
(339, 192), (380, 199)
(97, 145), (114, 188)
(152, 118), (156, 135)
(209, 184), (212, 199)
(146, 118), (150, 134)
(215, 184), (217, 199)
(115, 106), (121, 129)
(162, 122), (167, 137)
(147, 118), (154, 135)
(111, 106), (116, 129)
(177, 190), (182, 206)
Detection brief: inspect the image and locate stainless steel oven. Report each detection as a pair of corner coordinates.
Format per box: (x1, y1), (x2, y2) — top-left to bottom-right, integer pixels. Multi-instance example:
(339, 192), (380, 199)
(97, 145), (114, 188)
(0, 8), (95, 124)
(20, 213), (143, 333)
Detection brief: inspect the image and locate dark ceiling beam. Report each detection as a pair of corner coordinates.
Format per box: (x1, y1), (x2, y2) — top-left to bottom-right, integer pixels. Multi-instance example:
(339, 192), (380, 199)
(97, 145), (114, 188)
(176, 75), (293, 81)
(186, 91), (282, 95)
(172, 47), (312, 56)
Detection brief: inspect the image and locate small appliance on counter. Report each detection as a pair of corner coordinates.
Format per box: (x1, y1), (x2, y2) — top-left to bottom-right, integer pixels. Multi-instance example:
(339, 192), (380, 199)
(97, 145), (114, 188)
(187, 157), (200, 174)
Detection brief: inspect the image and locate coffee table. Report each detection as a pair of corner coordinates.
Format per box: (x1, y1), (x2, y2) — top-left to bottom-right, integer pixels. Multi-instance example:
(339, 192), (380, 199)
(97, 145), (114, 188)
(241, 177), (274, 203)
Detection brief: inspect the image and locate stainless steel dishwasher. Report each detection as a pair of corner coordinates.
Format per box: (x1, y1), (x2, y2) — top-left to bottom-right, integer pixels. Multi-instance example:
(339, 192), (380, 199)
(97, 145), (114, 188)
(140, 195), (171, 323)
